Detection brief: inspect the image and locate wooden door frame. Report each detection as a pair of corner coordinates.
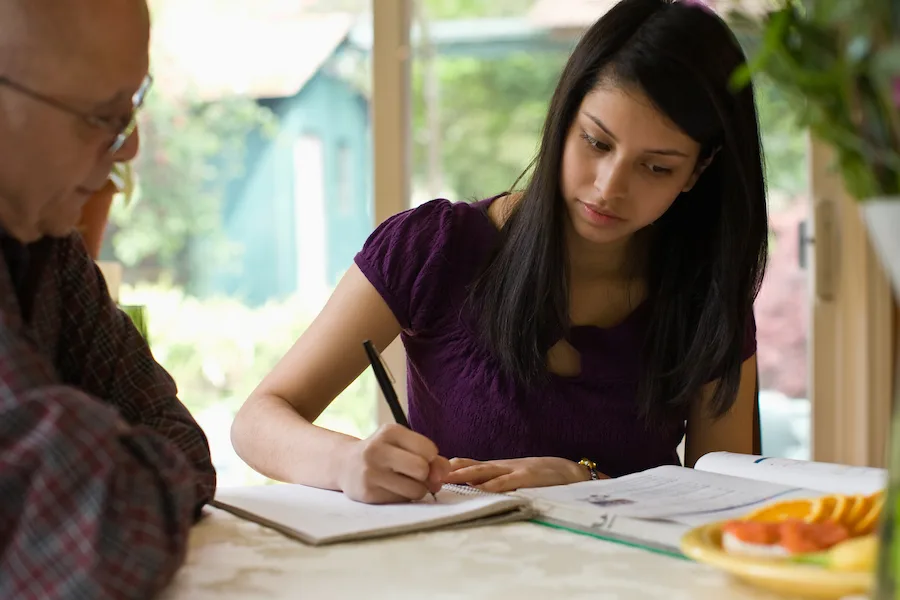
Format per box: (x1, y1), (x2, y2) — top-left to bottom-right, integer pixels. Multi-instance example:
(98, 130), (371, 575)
(372, 0), (412, 422)
(809, 137), (896, 467)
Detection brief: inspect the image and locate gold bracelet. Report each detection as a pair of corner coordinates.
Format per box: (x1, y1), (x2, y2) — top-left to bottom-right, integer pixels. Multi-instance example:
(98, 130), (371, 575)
(578, 458), (600, 480)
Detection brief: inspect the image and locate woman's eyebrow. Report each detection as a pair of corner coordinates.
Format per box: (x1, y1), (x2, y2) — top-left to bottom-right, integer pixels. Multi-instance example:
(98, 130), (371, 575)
(582, 111), (690, 157)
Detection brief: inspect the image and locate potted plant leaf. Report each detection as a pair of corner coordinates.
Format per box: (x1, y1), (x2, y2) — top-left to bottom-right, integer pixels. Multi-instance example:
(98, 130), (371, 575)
(78, 162), (136, 259)
(728, 2), (899, 597)
(729, 0), (900, 297)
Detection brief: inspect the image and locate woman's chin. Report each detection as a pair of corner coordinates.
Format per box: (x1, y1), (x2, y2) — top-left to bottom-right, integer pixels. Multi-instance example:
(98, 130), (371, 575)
(569, 215), (635, 247)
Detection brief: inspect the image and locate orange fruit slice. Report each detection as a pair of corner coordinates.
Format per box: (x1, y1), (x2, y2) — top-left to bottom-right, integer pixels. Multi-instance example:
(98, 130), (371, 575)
(806, 495), (837, 524)
(852, 492), (884, 536)
(844, 494), (872, 529)
(828, 494), (851, 525)
(745, 499), (814, 523)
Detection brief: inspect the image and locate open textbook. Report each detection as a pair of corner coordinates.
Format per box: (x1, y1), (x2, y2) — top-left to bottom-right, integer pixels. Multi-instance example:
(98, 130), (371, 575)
(212, 452), (885, 552)
(515, 451), (886, 556)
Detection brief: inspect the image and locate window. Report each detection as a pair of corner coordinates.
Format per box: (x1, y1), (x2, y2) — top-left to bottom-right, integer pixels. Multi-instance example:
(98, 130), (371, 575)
(336, 143), (354, 216)
(409, 0), (571, 208)
(293, 135), (329, 309)
(111, 0), (376, 486)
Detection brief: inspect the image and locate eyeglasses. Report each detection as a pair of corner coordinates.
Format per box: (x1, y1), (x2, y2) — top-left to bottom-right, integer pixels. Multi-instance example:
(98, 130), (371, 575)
(0, 73), (152, 154)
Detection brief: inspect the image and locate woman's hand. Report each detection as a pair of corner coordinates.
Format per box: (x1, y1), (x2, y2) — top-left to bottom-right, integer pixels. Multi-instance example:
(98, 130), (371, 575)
(337, 424), (451, 504)
(442, 457), (603, 493)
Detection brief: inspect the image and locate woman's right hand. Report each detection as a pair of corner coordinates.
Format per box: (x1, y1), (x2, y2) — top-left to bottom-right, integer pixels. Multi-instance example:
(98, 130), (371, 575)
(338, 424), (451, 504)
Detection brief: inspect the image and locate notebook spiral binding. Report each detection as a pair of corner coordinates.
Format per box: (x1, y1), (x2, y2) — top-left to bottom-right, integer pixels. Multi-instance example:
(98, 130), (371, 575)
(442, 484), (506, 497)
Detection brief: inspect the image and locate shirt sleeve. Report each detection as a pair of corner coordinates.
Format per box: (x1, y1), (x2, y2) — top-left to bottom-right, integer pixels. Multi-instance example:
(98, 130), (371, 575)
(354, 199), (464, 332)
(0, 327), (201, 599)
(53, 235), (216, 510)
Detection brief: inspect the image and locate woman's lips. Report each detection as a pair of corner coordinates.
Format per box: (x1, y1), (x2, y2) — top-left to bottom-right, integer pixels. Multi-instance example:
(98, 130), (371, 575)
(578, 201), (624, 226)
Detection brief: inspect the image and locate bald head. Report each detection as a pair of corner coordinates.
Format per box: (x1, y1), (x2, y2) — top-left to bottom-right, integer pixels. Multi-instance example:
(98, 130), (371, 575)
(0, 0), (150, 243)
(0, 0), (150, 81)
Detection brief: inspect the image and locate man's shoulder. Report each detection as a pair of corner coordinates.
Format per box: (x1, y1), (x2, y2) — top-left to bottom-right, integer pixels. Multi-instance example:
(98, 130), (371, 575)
(29, 233), (104, 316)
(42, 233), (95, 276)
(49, 232), (90, 257)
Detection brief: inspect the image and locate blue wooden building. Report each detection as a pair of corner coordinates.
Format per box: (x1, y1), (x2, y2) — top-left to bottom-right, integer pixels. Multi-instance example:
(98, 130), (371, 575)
(174, 13), (371, 306)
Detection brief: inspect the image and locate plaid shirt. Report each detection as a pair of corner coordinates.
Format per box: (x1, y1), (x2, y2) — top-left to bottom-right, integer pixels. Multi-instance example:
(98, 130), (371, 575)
(0, 233), (216, 600)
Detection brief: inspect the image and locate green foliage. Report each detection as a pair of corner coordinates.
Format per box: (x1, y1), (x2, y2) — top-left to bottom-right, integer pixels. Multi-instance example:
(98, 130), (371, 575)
(731, 0), (900, 199)
(308, 0), (535, 19)
(109, 0), (280, 286)
(420, 0), (536, 19)
(412, 51), (568, 199)
(408, 0), (806, 201)
(108, 91), (278, 287)
(411, 49), (806, 203)
(408, 0), (569, 200)
(120, 283), (376, 439)
(755, 77), (809, 195)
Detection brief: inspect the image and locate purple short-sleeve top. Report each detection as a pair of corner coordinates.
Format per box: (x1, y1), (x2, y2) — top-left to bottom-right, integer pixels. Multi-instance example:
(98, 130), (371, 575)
(354, 197), (756, 478)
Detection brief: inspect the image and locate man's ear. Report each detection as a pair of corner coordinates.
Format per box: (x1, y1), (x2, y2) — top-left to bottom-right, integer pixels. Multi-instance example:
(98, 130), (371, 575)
(682, 146), (721, 192)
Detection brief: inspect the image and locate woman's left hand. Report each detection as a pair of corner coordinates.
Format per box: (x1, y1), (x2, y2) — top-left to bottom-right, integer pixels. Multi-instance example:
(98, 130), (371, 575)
(442, 457), (600, 493)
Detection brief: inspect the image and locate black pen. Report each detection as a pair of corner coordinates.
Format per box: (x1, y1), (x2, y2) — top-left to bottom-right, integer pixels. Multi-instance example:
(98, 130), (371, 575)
(362, 340), (437, 501)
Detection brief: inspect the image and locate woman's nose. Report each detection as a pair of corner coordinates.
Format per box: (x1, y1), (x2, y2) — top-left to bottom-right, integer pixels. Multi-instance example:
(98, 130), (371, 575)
(593, 157), (629, 200)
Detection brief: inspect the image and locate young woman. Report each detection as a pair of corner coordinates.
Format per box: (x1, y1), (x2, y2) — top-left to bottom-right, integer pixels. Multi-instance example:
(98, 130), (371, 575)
(231, 0), (768, 504)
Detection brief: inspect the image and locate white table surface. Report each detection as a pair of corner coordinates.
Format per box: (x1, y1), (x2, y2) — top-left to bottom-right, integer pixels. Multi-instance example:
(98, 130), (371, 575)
(158, 507), (815, 600)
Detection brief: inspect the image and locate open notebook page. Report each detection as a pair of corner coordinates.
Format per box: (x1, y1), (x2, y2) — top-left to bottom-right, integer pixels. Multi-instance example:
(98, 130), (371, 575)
(212, 483), (529, 545)
(516, 465), (818, 526)
(695, 452), (886, 495)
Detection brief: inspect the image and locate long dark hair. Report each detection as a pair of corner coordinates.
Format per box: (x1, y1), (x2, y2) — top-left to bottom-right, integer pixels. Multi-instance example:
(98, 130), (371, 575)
(469, 0), (768, 421)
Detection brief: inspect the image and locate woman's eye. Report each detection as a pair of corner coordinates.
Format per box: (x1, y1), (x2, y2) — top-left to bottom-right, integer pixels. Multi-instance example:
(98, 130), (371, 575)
(579, 131), (609, 152)
(648, 164), (673, 175)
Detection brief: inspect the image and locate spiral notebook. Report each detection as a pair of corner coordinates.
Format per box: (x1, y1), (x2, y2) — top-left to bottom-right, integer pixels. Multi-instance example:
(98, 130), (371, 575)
(211, 483), (535, 546)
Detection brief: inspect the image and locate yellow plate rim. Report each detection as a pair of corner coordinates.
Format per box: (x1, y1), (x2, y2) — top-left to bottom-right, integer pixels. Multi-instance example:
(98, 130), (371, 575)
(680, 521), (872, 597)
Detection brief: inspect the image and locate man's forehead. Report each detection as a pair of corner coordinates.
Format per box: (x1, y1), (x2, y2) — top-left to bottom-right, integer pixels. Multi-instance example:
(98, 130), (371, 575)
(0, 0), (149, 68)
(1, 0), (150, 94)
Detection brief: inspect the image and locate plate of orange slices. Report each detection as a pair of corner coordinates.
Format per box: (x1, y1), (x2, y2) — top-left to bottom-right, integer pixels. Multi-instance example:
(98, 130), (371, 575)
(680, 491), (883, 599)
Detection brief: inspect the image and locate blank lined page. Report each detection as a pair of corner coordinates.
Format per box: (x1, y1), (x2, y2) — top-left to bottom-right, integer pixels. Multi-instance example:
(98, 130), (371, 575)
(212, 484), (527, 545)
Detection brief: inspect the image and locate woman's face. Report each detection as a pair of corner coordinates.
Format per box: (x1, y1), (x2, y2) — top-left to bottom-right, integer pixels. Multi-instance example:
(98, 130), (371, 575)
(560, 83), (709, 247)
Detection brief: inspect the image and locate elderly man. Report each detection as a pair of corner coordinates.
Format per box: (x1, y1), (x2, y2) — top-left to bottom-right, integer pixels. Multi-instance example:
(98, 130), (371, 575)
(0, 1), (216, 598)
